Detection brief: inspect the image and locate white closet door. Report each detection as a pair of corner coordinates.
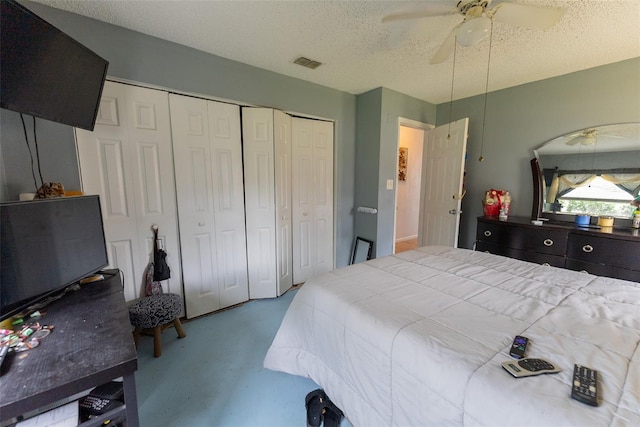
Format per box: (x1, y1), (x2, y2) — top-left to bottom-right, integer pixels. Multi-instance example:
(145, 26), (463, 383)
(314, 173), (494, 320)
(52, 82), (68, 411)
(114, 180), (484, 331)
(274, 110), (293, 296)
(292, 118), (334, 284)
(76, 81), (183, 305)
(170, 95), (248, 318)
(242, 107), (293, 298)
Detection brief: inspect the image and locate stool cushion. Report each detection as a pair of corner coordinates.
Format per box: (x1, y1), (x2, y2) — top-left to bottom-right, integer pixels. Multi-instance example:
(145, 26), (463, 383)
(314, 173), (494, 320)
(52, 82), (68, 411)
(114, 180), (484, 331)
(128, 293), (182, 330)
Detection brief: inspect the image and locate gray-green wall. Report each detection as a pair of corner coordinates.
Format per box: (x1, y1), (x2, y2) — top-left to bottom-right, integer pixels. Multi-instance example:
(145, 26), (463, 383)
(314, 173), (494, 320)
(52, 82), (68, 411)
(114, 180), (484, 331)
(438, 57), (640, 249)
(355, 88), (436, 257)
(352, 58), (639, 256)
(1, 0), (357, 267)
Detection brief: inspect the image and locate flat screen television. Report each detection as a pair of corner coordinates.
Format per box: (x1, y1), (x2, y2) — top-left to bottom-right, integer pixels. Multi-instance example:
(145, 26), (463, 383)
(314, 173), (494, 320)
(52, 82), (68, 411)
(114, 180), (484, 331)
(1, 195), (109, 320)
(0, 0), (109, 131)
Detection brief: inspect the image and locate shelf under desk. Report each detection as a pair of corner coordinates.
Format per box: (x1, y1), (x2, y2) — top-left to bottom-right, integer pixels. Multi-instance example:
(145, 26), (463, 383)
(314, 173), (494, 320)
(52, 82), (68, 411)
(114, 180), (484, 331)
(0, 271), (139, 426)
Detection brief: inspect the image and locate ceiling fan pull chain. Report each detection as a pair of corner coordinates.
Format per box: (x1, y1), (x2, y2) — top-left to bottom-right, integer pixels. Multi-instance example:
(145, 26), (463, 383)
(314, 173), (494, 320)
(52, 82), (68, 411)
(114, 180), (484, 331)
(447, 39), (459, 140)
(478, 18), (494, 162)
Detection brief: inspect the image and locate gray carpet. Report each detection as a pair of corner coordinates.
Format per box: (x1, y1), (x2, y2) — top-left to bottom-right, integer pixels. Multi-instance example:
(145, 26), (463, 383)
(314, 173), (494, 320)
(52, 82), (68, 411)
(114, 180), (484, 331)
(134, 288), (351, 426)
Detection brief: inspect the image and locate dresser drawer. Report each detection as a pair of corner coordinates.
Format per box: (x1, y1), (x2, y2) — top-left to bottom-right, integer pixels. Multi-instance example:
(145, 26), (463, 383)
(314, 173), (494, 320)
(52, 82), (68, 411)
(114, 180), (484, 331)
(508, 248), (566, 268)
(565, 259), (640, 282)
(476, 241), (565, 267)
(567, 234), (640, 271)
(476, 220), (567, 256)
(509, 227), (567, 256)
(476, 221), (511, 246)
(475, 241), (509, 257)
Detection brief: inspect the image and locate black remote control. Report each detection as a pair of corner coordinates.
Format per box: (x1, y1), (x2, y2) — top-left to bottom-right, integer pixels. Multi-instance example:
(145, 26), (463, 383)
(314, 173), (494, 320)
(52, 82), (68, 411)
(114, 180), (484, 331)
(0, 345), (8, 373)
(509, 335), (529, 359)
(571, 364), (599, 406)
(78, 395), (123, 417)
(90, 381), (124, 401)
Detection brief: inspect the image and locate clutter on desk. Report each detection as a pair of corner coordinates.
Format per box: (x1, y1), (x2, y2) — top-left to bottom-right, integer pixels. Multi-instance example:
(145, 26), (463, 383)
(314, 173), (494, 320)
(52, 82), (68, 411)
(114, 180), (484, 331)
(0, 311), (54, 356)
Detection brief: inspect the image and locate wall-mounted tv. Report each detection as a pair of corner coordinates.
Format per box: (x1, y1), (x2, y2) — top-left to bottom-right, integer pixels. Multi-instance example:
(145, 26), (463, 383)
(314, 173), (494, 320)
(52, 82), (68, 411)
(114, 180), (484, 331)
(1, 195), (109, 321)
(0, 0), (109, 131)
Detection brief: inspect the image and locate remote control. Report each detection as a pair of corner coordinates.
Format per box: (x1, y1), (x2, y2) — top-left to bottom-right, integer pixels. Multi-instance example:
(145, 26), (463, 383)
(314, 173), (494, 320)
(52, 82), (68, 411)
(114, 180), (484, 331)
(90, 381), (124, 401)
(571, 364), (599, 406)
(0, 345), (8, 373)
(502, 358), (561, 378)
(79, 395), (123, 417)
(509, 335), (529, 359)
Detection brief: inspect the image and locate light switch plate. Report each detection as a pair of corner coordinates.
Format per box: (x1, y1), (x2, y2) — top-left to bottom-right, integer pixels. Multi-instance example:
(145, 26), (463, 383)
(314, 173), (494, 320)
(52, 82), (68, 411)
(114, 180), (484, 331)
(386, 179), (394, 190)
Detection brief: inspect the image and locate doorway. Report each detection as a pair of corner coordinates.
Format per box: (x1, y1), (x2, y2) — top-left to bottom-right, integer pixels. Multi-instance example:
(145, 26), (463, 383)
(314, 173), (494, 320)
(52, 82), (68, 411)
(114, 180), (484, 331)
(394, 118), (433, 253)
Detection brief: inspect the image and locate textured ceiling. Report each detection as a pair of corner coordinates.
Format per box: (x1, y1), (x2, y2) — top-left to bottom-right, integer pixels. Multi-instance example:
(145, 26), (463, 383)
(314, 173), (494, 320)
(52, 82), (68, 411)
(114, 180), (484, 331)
(31, 0), (640, 104)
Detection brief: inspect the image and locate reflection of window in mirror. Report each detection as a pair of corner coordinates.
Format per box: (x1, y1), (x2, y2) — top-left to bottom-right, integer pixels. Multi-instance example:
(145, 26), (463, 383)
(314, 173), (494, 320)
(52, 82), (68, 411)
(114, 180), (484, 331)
(351, 237), (373, 264)
(555, 176), (637, 217)
(546, 173), (640, 218)
(535, 123), (640, 219)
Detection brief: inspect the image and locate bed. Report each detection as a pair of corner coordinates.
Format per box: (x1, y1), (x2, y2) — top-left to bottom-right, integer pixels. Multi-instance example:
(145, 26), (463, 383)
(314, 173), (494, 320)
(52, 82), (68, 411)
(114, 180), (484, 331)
(264, 246), (640, 426)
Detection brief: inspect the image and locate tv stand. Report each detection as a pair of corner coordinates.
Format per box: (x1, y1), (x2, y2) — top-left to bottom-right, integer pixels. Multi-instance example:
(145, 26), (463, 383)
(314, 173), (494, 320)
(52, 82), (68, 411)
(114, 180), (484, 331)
(0, 271), (139, 426)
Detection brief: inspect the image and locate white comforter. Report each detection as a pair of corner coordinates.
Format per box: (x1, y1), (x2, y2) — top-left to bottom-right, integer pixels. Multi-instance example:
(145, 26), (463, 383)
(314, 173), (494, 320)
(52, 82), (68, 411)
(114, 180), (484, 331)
(264, 246), (640, 426)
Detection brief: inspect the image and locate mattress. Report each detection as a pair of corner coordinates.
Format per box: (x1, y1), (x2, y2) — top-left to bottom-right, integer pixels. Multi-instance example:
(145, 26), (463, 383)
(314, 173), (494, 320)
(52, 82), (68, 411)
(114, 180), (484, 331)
(264, 246), (640, 426)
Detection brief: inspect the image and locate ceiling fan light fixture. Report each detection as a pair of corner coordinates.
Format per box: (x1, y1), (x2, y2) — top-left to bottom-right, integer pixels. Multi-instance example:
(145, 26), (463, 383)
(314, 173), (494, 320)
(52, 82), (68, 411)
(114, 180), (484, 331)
(456, 16), (491, 46)
(578, 134), (597, 146)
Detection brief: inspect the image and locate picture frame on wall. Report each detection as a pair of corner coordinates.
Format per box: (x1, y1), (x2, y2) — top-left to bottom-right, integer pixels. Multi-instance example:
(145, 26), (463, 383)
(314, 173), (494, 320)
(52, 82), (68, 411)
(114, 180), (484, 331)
(398, 147), (408, 181)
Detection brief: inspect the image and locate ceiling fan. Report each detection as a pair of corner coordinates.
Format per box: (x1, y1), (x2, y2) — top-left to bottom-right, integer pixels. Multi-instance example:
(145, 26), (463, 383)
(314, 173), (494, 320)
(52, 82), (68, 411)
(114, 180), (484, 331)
(564, 128), (629, 147)
(382, 0), (564, 64)
(565, 129), (598, 146)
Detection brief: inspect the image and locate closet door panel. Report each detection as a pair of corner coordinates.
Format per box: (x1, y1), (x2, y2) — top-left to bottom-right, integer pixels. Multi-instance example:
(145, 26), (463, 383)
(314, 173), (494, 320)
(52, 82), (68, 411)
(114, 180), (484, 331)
(124, 85), (183, 301)
(292, 118), (334, 283)
(313, 120), (335, 276)
(207, 101), (249, 308)
(77, 81), (185, 303)
(243, 108), (278, 299)
(292, 118), (315, 283)
(171, 95), (248, 317)
(274, 110), (293, 296)
(170, 95), (220, 317)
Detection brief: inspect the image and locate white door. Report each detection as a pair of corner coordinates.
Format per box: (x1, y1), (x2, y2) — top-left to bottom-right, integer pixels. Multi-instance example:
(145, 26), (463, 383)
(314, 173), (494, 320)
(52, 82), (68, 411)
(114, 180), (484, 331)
(243, 108), (293, 298)
(170, 95), (248, 318)
(418, 118), (469, 247)
(76, 81), (183, 305)
(274, 110), (293, 296)
(292, 117), (334, 284)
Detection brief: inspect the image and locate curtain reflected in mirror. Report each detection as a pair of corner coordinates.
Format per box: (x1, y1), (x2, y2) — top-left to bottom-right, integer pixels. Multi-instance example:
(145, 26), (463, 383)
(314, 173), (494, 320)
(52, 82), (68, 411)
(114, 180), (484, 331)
(534, 123), (640, 219)
(351, 237), (373, 264)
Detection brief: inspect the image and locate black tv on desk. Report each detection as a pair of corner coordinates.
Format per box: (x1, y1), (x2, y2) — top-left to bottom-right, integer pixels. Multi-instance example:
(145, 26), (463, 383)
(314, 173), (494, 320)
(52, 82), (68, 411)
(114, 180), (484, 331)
(1, 195), (109, 320)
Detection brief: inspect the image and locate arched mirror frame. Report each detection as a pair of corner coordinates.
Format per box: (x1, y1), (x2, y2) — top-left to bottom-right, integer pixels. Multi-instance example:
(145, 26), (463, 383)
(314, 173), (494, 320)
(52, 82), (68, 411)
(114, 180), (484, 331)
(531, 122), (640, 226)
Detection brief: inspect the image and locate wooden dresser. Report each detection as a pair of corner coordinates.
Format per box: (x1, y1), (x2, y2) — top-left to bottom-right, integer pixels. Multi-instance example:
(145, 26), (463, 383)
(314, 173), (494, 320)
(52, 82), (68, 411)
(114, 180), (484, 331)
(475, 216), (640, 282)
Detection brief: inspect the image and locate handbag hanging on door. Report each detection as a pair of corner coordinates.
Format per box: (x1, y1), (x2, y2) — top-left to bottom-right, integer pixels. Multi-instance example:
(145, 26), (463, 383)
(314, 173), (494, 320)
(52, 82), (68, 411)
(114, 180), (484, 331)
(152, 225), (171, 282)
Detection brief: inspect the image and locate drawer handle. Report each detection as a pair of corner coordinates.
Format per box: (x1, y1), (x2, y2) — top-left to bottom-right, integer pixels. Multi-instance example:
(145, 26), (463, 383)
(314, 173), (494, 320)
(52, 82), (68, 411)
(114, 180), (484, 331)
(582, 244), (594, 253)
(543, 239), (554, 246)
(484, 230), (492, 237)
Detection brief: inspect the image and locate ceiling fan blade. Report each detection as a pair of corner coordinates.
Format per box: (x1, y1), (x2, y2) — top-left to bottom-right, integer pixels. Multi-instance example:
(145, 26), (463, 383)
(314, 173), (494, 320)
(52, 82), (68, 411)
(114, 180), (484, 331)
(382, 7), (456, 23)
(565, 136), (580, 146)
(430, 24), (459, 64)
(491, 2), (564, 30)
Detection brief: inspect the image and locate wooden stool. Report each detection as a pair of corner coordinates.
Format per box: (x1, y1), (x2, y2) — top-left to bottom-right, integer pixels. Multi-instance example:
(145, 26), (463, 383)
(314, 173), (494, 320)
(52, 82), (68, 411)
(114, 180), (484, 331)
(128, 293), (186, 357)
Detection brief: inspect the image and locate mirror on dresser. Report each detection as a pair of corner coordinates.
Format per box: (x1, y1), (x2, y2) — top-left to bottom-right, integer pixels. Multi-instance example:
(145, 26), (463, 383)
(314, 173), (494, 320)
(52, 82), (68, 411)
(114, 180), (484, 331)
(531, 122), (640, 226)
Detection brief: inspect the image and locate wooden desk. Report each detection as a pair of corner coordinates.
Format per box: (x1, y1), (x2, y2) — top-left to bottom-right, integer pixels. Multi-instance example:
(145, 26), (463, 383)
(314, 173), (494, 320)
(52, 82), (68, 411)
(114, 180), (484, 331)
(0, 271), (139, 426)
